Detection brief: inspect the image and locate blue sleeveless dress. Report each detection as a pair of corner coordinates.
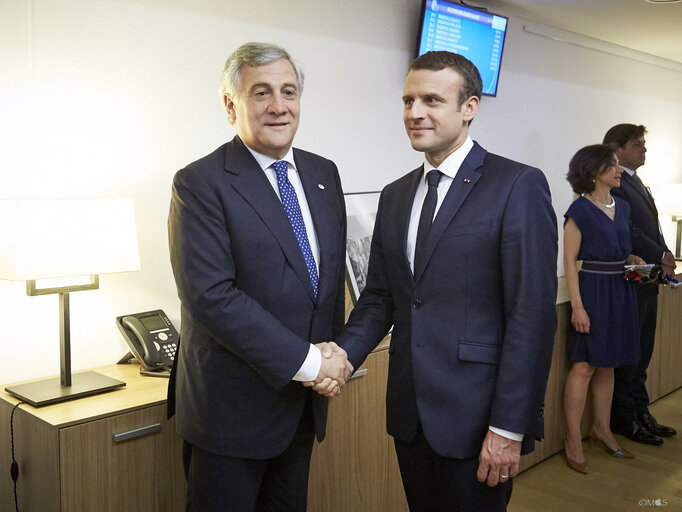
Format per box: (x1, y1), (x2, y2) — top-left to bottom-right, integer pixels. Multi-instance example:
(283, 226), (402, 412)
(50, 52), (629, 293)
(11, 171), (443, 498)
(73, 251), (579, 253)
(564, 196), (640, 367)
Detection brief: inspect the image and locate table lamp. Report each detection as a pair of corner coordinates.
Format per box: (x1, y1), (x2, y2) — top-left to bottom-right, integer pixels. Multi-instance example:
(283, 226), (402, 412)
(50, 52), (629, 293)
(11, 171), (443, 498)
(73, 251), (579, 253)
(0, 198), (141, 406)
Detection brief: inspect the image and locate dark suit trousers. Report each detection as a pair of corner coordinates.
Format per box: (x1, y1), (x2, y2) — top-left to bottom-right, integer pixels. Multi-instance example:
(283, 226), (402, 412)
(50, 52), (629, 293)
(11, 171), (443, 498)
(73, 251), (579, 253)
(183, 406), (315, 512)
(394, 426), (513, 512)
(612, 284), (658, 427)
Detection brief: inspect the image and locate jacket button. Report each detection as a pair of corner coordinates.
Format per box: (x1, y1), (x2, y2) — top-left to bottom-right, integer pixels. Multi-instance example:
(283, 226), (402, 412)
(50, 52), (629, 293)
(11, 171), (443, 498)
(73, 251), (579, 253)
(413, 299), (423, 309)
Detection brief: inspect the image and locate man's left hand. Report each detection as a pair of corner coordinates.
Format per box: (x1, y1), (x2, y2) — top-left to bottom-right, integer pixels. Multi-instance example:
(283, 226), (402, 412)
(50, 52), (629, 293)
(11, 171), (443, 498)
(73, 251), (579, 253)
(476, 429), (521, 487)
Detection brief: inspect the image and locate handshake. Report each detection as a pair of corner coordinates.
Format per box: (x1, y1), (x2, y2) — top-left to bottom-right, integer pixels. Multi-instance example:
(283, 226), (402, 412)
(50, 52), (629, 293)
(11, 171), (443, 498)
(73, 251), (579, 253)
(303, 342), (354, 397)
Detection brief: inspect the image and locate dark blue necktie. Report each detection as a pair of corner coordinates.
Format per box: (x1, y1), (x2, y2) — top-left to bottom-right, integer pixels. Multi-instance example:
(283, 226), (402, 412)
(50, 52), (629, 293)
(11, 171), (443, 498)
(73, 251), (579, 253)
(414, 169), (442, 273)
(273, 160), (319, 297)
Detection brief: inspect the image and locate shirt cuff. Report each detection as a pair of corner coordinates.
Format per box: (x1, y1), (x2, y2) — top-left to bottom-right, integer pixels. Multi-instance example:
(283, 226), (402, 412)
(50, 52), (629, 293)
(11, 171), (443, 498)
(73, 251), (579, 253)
(489, 426), (524, 442)
(292, 345), (322, 382)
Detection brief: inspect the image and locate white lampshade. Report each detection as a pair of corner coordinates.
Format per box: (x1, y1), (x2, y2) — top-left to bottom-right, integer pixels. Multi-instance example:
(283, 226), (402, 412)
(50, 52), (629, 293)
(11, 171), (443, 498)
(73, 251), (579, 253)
(0, 198), (141, 281)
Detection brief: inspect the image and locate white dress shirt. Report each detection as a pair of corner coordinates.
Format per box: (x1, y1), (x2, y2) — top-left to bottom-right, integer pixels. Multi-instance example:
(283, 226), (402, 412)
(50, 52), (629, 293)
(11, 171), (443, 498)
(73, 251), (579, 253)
(406, 137), (473, 273)
(244, 145), (322, 382)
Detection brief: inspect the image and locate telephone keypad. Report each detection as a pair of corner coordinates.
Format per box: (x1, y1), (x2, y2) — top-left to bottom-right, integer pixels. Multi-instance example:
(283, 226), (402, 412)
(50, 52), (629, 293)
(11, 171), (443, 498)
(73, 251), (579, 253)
(163, 342), (177, 361)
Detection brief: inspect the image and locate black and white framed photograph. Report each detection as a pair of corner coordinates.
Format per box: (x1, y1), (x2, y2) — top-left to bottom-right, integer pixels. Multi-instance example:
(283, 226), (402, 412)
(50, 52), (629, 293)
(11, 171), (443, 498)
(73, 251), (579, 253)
(345, 191), (381, 304)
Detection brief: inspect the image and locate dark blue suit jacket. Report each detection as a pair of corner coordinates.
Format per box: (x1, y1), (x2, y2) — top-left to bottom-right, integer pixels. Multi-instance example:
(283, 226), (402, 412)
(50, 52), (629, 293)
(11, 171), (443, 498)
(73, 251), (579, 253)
(168, 136), (346, 459)
(339, 142), (558, 458)
(611, 172), (668, 264)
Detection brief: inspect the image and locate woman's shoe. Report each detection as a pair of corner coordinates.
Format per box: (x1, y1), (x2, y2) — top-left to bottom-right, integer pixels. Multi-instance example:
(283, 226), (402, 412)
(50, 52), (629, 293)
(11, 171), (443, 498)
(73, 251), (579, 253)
(564, 453), (589, 474)
(587, 428), (635, 459)
(563, 438), (589, 474)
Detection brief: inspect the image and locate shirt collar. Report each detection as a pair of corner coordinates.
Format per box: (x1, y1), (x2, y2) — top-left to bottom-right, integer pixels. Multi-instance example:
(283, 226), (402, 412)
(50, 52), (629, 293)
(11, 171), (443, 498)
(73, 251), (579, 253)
(244, 145), (296, 172)
(620, 165), (635, 177)
(422, 136), (474, 179)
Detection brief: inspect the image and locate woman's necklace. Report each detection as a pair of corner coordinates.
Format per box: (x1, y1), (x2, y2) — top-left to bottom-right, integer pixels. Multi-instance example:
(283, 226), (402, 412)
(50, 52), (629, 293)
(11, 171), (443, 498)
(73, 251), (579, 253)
(584, 193), (615, 209)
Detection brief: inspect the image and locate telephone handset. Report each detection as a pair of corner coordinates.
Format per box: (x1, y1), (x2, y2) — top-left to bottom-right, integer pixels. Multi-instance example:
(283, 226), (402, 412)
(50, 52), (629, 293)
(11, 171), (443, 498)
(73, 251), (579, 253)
(116, 309), (179, 372)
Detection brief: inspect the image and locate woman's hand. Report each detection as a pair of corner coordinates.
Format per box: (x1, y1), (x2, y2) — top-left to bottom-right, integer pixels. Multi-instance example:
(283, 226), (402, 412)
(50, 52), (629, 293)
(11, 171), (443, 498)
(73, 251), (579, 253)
(571, 306), (590, 333)
(626, 254), (646, 265)
(626, 254), (648, 276)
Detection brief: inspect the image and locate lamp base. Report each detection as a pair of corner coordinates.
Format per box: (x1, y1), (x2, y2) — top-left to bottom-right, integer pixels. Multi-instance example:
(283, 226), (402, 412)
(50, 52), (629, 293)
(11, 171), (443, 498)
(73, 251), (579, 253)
(5, 371), (126, 407)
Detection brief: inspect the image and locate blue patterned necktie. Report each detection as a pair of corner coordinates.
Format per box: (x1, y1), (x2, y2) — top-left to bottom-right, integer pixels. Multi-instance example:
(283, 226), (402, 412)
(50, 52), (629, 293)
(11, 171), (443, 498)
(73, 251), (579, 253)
(273, 160), (319, 297)
(414, 169), (442, 273)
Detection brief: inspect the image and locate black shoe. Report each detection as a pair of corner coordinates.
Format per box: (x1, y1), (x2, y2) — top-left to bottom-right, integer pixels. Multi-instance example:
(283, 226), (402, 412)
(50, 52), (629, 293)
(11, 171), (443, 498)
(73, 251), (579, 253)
(639, 413), (677, 438)
(613, 420), (663, 446)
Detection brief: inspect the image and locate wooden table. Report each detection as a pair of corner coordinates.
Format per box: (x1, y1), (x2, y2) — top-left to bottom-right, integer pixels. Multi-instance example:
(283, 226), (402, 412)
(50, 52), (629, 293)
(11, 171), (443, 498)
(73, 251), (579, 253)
(0, 363), (185, 512)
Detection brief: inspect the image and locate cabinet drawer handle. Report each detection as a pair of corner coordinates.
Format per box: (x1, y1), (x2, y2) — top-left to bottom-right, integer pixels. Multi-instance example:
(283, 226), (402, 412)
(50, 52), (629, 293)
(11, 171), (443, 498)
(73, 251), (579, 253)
(350, 368), (368, 380)
(113, 423), (161, 442)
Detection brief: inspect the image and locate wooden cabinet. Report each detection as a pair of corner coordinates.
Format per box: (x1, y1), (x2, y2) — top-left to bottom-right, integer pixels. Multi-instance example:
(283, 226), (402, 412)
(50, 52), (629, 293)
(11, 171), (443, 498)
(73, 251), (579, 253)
(308, 342), (408, 512)
(647, 281), (682, 401)
(0, 364), (186, 512)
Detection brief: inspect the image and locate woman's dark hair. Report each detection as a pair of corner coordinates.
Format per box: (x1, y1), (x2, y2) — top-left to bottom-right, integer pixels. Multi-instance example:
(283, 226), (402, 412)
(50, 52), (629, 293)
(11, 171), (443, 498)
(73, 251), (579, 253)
(566, 144), (617, 194)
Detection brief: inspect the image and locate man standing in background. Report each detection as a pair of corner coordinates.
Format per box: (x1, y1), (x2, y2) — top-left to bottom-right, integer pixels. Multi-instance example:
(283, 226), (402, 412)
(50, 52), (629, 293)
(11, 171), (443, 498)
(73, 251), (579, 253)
(313, 51), (558, 511)
(603, 124), (677, 446)
(168, 42), (351, 511)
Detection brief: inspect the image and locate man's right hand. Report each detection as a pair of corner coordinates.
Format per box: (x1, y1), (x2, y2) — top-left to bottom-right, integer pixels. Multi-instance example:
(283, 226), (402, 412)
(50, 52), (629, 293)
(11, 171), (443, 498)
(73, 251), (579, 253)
(570, 306), (590, 333)
(661, 250), (676, 278)
(303, 342), (353, 397)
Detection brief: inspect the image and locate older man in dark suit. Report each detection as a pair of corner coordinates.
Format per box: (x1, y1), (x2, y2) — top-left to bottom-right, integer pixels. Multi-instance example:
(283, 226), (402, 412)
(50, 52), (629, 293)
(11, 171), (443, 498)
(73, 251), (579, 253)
(311, 52), (557, 511)
(604, 124), (677, 446)
(168, 42), (351, 512)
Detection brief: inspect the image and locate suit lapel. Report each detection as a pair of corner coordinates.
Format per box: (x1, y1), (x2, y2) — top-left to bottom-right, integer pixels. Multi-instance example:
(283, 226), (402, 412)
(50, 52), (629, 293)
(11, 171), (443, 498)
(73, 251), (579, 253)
(399, 168), (423, 279)
(622, 172), (658, 215)
(621, 172), (666, 245)
(413, 142), (485, 282)
(294, 149), (337, 303)
(226, 138), (317, 301)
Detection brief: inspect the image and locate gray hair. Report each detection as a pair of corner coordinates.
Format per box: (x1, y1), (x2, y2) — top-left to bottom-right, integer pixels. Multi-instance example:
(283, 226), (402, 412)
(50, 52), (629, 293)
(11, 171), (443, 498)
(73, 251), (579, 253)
(219, 42), (305, 100)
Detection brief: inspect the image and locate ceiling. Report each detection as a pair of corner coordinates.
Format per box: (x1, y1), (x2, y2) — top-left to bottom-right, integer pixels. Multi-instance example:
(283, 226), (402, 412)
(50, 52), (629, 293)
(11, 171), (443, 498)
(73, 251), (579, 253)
(493, 0), (682, 63)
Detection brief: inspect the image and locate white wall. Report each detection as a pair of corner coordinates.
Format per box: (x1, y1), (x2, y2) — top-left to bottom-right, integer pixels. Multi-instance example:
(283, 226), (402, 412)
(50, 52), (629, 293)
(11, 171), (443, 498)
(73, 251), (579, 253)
(1, 0), (680, 384)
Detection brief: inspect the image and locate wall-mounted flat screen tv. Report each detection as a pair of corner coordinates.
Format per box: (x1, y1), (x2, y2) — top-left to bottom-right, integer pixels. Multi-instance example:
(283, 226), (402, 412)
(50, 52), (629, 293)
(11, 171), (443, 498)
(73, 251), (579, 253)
(416, 0), (508, 96)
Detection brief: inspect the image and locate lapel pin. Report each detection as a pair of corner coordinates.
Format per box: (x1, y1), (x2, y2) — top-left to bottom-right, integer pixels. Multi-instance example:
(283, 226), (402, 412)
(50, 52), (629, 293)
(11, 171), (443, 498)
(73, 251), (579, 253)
(463, 178), (471, 183)
(318, 184), (325, 190)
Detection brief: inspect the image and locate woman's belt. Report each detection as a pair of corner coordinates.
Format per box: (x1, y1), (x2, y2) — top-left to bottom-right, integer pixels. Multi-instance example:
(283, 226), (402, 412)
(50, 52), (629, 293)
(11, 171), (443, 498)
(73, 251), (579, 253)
(580, 260), (626, 274)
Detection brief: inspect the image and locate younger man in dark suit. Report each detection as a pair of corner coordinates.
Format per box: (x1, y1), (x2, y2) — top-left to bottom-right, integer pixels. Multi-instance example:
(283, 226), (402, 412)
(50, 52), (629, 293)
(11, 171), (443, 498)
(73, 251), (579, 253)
(311, 51), (558, 511)
(604, 124), (677, 445)
(168, 42), (351, 511)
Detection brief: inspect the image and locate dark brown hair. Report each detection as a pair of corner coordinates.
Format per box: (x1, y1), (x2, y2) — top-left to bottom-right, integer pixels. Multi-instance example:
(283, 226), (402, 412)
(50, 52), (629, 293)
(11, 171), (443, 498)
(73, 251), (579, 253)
(603, 124), (647, 148)
(409, 51), (482, 105)
(566, 144), (617, 194)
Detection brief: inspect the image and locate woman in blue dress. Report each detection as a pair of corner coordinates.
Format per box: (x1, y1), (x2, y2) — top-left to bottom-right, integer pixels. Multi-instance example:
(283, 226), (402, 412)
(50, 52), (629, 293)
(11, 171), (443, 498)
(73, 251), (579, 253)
(562, 144), (643, 474)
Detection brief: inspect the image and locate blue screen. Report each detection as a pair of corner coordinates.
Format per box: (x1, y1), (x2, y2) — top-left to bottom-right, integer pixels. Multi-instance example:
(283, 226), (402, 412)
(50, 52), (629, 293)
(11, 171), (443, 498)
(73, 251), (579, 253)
(416, 0), (508, 96)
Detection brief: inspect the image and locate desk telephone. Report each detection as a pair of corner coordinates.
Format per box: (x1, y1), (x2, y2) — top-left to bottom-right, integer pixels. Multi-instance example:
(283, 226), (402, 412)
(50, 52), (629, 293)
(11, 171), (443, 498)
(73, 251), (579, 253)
(117, 309), (179, 373)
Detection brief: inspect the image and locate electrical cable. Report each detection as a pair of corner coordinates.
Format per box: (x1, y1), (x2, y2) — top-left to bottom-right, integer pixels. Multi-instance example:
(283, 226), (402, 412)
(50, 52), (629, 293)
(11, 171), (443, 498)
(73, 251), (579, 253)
(10, 401), (25, 512)
(459, 0), (488, 13)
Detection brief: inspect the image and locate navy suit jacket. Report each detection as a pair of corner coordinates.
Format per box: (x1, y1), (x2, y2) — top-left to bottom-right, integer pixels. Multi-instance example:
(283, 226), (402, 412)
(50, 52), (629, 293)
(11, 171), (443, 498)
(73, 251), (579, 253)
(168, 136), (346, 459)
(611, 172), (668, 264)
(339, 142), (558, 459)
